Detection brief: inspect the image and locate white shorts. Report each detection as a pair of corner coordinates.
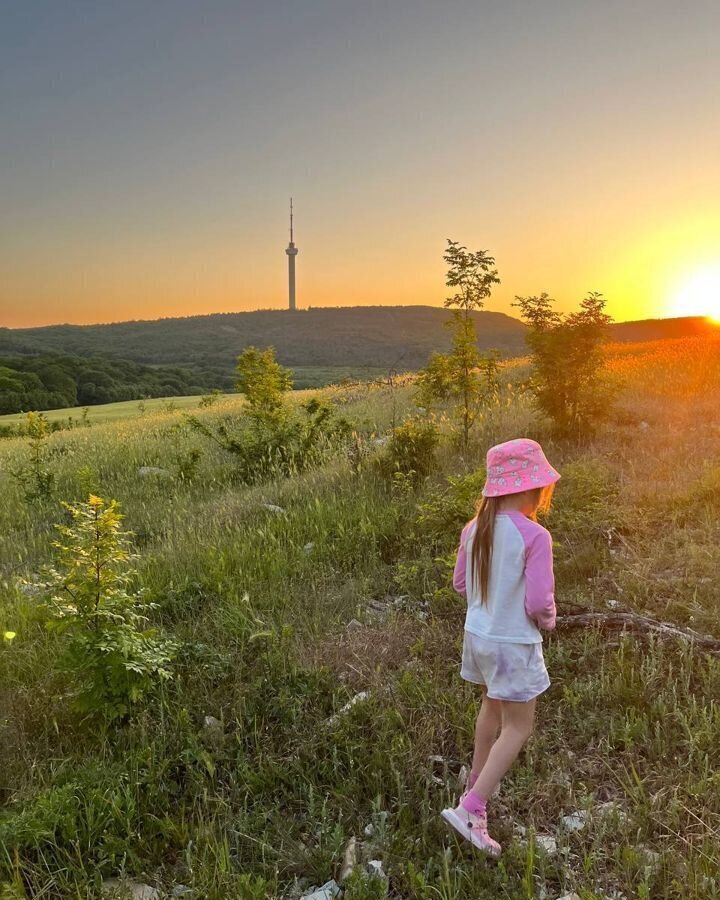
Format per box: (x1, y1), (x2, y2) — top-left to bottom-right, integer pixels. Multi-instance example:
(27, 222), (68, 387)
(460, 631), (550, 702)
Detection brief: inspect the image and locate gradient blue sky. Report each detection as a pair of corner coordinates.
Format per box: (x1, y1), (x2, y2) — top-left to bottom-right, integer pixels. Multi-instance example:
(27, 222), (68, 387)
(2, 0), (720, 327)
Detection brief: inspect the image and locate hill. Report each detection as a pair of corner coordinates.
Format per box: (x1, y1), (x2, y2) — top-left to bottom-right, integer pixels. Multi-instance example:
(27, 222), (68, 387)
(0, 306), (526, 370)
(1, 306), (714, 378)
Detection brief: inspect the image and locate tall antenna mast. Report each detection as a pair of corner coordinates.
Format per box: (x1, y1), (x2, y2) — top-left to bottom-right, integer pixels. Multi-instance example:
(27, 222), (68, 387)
(285, 197), (299, 311)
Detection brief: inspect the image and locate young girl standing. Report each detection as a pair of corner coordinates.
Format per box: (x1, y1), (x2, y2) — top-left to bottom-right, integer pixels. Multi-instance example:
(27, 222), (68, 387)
(441, 438), (560, 856)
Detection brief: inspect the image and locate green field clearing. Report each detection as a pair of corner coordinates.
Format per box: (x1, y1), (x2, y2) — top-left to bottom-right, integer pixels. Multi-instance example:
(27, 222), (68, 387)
(0, 369), (388, 428)
(0, 394), (224, 427)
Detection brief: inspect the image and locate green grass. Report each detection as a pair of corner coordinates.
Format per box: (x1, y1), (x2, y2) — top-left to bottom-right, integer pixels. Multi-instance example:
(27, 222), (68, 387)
(0, 394), (220, 427)
(1, 342), (719, 899)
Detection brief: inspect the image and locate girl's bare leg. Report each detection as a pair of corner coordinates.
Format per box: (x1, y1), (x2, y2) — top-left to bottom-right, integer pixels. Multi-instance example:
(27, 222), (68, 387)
(470, 698), (536, 801)
(471, 694), (502, 783)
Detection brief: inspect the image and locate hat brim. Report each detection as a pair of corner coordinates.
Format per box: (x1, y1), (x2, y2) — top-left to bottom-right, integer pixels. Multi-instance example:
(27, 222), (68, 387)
(481, 468), (561, 498)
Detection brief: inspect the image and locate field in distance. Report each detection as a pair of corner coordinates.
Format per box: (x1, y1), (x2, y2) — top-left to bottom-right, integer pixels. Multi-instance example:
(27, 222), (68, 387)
(0, 394), (222, 427)
(0, 367), (387, 427)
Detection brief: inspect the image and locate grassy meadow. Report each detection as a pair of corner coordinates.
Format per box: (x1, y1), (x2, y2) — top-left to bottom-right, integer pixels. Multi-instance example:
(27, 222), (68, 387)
(1, 336), (720, 899)
(0, 395), (219, 429)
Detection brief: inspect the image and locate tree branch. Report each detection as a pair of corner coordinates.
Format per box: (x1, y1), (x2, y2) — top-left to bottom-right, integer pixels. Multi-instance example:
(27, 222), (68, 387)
(556, 611), (720, 653)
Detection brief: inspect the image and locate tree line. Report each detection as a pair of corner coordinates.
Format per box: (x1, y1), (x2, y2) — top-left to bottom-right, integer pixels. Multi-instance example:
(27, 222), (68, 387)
(0, 355), (234, 415)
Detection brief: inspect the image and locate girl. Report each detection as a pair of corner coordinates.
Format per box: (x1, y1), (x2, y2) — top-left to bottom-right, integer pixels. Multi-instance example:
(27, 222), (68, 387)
(441, 438), (560, 856)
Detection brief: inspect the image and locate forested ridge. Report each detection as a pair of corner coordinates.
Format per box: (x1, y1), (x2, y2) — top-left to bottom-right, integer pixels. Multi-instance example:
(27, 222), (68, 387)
(0, 306), (528, 369)
(1, 307), (714, 414)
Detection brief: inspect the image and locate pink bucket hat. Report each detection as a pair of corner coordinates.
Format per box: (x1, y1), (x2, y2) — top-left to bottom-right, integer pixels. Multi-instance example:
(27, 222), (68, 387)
(482, 438), (560, 498)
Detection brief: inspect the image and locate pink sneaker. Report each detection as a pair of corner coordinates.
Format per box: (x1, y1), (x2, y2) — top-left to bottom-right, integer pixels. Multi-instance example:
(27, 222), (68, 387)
(440, 799), (502, 857)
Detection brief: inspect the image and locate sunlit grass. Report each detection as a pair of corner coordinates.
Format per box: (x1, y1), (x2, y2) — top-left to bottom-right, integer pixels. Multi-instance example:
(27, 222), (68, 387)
(1, 341), (719, 898)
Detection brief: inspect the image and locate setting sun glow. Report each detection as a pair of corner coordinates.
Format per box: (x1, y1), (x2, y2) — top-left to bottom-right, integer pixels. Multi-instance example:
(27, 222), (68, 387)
(670, 264), (720, 322)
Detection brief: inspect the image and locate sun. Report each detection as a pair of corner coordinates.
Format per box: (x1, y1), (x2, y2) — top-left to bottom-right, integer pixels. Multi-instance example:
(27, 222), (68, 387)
(669, 264), (720, 322)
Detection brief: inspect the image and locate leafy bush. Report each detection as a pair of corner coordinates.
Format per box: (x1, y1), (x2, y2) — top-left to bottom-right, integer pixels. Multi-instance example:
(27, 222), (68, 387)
(394, 468), (485, 608)
(188, 348), (351, 483)
(187, 397), (350, 483)
(376, 418), (439, 485)
(38, 495), (177, 721)
(414, 468), (487, 546)
(514, 291), (615, 440)
(236, 345), (293, 422)
(10, 412), (55, 501)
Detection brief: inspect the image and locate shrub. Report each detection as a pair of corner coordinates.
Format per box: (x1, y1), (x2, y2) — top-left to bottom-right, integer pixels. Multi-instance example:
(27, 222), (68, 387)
(10, 412), (55, 501)
(199, 390), (222, 408)
(187, 397), (350, 483)
(513, 291), (615, 440)
(236, 345), (293, 423)
(38, 495), (177, 721)
(376, 418), (439, 485)
(414, 468), (487, 546)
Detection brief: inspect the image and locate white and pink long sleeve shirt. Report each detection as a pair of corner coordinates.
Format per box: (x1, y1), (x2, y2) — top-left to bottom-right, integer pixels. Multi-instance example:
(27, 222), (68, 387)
(453, 511), (557, 644)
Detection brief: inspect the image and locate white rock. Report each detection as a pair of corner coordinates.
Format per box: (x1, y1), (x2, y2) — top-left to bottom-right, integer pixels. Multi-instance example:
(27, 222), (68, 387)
(346, 619), (363, 631)
(606, 598), (621, 609)
(560, 810), (588, 832)
(367, 860), (386, 879)
(138, 466), (171, 477)
(102, 880), (160, 900)
(556, 894), (581, 900)
(171, 888), (192, 898)
(338, 836), (357, 883)
(203, 715), (222, 730)
(301, 881), (341, 900)
(535, 834), (558, 856)
(363, 822), (375, 837)
(261, 503), (285, 514)
(597, 800), (629, 824)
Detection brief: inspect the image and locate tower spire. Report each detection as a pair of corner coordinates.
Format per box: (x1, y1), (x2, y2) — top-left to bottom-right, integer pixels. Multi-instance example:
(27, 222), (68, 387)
(285, 198), (299, 311)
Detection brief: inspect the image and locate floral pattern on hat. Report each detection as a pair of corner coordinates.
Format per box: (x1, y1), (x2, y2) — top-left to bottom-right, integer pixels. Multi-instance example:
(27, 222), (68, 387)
(482, 438), (560, 497)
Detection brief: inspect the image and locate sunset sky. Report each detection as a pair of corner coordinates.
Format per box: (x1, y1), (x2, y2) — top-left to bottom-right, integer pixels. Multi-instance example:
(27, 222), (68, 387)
(2, 0), (720, 328)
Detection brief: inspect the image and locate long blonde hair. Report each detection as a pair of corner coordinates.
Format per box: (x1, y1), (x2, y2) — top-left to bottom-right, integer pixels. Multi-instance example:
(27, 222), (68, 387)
(470, 485), (555, 602)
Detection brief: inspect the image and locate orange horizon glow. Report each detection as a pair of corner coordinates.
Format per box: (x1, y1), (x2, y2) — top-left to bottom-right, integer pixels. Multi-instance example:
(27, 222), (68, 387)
(5, 204), (720, 330)
(3, 3), (720, 331)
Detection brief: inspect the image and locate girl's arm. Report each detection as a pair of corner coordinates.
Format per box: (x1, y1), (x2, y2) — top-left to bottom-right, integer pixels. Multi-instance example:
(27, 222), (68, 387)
(452, 523), (471, 596)
(524, 529), (557, 630)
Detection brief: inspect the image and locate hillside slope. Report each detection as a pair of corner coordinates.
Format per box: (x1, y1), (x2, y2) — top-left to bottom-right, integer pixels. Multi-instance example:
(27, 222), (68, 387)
(0, 307), (526, 369)
(1, 306), (714, 371)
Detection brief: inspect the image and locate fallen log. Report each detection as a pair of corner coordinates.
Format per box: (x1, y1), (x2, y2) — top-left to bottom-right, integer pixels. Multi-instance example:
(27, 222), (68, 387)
(556, 611), (720, 653)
